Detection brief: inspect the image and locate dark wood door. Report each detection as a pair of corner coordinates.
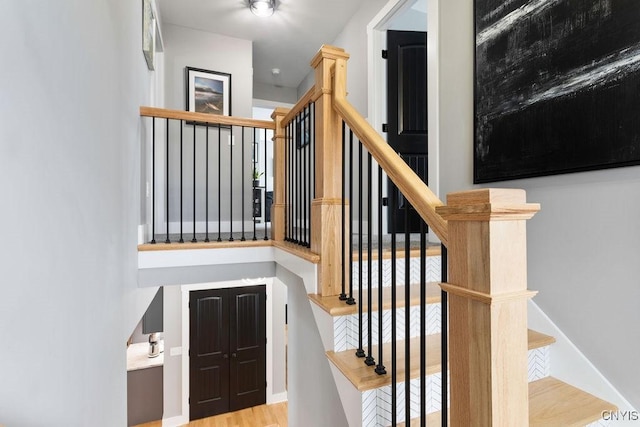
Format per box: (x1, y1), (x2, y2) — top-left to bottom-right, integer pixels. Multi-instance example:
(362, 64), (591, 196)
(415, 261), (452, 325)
(189, 290), (230, 420)
(386, 30), (428, 233)
(189, 286), (266, 421)
(229, 288), (266, 411)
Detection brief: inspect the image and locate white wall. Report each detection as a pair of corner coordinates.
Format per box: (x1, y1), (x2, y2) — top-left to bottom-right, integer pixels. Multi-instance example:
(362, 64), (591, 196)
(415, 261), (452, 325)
(163, 24), (253, 117)
(254, 82), (298, 105)
(277, 267), (349, 427)
(433, 0), (640, 411)
(0, 1), (158, 425)
(297, 0), (389, 116)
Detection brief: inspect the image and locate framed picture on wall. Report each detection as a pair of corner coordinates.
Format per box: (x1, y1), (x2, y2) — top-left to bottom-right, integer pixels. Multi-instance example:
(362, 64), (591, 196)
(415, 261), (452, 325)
(474, 0), (640, 183)
(185, 67), (232, 117)
(142, 0), (156, 71)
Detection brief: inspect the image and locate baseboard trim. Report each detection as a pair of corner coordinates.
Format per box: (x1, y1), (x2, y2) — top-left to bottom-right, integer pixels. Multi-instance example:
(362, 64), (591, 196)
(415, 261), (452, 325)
(528, 300), (637, 416)
(268, 391), (288, 404)
(162, 415), (188, 427)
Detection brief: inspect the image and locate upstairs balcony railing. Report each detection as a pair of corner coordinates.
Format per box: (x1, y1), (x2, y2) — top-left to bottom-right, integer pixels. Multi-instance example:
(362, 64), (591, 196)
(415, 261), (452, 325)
(139, 108), (274, 245)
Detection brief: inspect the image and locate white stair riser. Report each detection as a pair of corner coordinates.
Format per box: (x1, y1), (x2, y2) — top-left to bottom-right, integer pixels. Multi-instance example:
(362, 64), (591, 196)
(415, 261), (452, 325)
(351, 256), (441, 289)
(358, 346), (554, 427)
(333, 305), (441, 352)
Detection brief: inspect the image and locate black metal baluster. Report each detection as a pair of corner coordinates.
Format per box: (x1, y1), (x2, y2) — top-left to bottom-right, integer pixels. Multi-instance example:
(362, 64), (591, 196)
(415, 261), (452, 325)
(339, 121), (347, 302)
(391, 181), (397, 426)
(365, 152), (375, 367)
(441, 244), (448, 427)
(420, 220), (426, 426)
(179, 120), (184, 243)
(253, 127), (258, 241)
(346, 128), (355, 306)
(405, 195), (411, 424)
(302, 105), (308, 247)
(229, 126), (234, 242)
(308, 103), (314, 247)
(151, 117), (156, 244)
(192, 123), (197, 243)
(165, 119), (170, 244)
(356, 137), (365, 359)
(296, 112), (302, 245)
(241, 126), (246, 241)
(375, 164), (386, 375)
(286, 120), (291, 242)
(205, 124), (210, 242)
(217, 125), (222, 242)
(264, 127), (269, 241)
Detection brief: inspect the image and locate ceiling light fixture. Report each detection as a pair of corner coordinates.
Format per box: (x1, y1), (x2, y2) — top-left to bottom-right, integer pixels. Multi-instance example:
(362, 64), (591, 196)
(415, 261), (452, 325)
(249, 0), (275, 17)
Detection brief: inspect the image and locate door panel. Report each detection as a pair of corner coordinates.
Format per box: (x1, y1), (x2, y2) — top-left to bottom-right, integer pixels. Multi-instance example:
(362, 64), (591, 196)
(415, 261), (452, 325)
(229, 287), (266, 411)
(387, 30), (428, 233)
(190, 286), (266, 420)
(190, 291), (230, 420)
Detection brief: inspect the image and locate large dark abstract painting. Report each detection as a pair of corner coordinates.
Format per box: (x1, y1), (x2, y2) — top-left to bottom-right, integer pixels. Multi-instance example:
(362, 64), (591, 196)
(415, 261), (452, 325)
(474, 0), (640, 183)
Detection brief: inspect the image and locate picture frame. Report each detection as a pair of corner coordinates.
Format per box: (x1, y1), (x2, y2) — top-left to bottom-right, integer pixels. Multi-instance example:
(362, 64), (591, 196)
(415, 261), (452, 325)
(142, 0), (156, 71)
(474, 0), (640, 183)
(185, 67), (232, 117)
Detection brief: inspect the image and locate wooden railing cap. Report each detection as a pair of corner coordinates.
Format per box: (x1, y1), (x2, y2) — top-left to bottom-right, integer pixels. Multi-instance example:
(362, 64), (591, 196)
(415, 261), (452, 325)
(310, 45), (350, 68)
(271, 107), (290, 119)
(436, 189), (540, 221)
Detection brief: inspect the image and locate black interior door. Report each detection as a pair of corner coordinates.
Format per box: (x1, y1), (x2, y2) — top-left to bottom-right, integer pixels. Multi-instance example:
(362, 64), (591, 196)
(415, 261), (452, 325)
(229, 288), (267, 411)
(189, 290), (230, 420)
(189, 286), (266, 420)
(386, 30), (428, 233)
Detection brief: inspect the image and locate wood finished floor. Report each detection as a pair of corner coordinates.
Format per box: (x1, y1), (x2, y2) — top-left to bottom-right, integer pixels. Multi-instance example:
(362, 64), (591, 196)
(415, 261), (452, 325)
(132, 402), (287, 427)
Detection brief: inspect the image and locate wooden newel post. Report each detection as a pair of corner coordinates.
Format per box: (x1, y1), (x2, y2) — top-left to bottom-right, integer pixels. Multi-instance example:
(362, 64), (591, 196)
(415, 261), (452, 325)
(270, 107), (289, 242)
(436, 189), (540, 426)
(310, 45), (350, 296)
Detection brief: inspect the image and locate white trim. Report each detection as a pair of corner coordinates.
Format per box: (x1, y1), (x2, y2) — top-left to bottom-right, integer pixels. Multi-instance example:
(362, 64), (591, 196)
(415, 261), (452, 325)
(268, 391), (288, 404)
(138, 246), (275, 269)
(367, 0), (432, 237)
(138, 224), (147, 245)
(180, 278), (280, 422)
(528, 300), (637, 422)
(161, 220), (259, 235)
(426, 0), (442, 246)
(161, 414), (188, 427)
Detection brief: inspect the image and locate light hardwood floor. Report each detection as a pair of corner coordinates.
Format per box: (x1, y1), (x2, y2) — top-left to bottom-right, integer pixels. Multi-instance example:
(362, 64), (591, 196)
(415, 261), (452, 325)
(133, 402), (287, 427)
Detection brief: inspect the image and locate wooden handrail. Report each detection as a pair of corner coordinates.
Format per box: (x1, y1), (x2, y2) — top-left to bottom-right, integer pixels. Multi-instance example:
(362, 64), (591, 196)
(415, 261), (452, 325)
(140, 106), (275, 130)
(281, 86), (316, 127)
(331, 59), (449, 246)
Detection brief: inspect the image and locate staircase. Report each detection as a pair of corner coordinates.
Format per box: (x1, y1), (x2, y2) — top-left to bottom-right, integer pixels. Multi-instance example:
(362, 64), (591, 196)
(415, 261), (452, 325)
(308, 248), (617, 426)
(138, 43), (630, 426)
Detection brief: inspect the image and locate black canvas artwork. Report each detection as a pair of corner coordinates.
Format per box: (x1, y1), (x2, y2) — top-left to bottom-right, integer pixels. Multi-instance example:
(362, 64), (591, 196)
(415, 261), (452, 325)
(474, 0), (640, 183)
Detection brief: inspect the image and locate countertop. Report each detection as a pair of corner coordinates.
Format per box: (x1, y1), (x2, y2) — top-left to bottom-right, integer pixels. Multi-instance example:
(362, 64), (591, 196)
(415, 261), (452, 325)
(127, 341), (164, 371)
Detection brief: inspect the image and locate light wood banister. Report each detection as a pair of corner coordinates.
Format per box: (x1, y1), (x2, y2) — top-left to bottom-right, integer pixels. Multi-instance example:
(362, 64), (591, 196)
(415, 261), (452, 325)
(281, 86), (316, 127)
(140, 106), (275, 129)
(331, 58), (449, 246)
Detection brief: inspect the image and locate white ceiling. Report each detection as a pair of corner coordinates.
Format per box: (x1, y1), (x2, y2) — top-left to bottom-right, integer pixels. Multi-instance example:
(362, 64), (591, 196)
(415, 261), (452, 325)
(157, 0), (368, 89)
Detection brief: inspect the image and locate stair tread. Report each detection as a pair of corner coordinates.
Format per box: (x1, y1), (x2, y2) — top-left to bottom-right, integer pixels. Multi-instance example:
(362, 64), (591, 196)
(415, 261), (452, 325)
(409, 377), (616, 426)
(327, 329), (554, 392)
(309, 282), (442, 316)
(529, 377), (617, 427)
